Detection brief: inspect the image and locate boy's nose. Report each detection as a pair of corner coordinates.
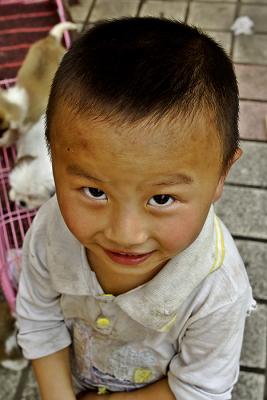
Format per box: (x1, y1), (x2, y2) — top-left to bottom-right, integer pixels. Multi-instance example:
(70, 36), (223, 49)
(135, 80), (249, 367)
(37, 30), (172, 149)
(104, 208), (148, 248)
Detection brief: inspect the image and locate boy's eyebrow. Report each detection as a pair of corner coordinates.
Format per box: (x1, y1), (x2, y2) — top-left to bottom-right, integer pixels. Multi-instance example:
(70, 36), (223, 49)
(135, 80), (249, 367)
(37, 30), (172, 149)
(67, 165), (193, 185)
(66, 165), (104, 182)
(153, 174), (194, 186)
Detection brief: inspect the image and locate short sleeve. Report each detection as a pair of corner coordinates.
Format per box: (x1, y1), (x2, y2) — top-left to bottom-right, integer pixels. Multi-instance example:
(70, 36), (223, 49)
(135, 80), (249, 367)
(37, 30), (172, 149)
(168, 289), (253, 400)
(16, 222), (71, 359)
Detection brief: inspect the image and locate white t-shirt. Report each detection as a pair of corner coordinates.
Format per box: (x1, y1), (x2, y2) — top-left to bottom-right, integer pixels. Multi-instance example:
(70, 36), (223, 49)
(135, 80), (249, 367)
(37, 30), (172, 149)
(16, 196), (255, 399)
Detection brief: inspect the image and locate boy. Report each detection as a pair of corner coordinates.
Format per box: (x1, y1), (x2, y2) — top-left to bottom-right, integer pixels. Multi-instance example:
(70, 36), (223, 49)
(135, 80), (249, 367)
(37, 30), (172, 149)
(16, 17), (255, 400)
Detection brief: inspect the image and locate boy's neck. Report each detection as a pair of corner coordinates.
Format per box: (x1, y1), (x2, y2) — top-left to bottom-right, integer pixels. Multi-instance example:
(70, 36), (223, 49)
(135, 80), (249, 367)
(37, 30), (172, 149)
(86, 249), (167, 296)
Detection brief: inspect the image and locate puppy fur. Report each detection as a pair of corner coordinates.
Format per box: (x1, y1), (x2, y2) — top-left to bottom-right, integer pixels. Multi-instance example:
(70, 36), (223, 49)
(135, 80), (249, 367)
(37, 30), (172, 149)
(0, 21), (77, 147)
(9, 116), (55, 210)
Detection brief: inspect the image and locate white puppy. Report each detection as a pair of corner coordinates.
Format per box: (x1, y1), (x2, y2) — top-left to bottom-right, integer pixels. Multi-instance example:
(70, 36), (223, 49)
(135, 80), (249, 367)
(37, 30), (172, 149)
(9, 116), (54, 210)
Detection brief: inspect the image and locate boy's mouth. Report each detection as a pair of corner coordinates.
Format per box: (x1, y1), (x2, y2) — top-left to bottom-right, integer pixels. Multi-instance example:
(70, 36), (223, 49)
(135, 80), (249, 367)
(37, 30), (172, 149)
(104, 249), (155, 265)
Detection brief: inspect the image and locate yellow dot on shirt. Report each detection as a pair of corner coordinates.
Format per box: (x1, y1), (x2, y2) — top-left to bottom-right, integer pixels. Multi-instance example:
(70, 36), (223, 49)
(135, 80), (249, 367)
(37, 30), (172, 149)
(96, 316), (110, 328)
(134, 368), (153, 383)
(97, 386), (109, 395)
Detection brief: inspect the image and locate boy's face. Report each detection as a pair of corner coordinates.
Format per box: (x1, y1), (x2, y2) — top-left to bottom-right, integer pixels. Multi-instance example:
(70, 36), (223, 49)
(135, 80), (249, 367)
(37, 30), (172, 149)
(50, 105), (231, 294)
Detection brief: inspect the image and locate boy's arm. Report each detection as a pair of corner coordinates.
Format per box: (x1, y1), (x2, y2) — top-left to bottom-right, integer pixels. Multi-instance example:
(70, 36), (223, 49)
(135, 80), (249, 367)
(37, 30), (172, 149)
(32, 346), (76, 400)
(78, 378), (175, 400)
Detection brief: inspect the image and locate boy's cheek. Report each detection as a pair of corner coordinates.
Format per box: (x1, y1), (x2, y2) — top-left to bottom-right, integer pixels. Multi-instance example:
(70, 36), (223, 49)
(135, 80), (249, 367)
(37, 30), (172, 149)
(63, 211), (98, 241)
(157, 217), (201, 255)
(56, 195), (95, 239)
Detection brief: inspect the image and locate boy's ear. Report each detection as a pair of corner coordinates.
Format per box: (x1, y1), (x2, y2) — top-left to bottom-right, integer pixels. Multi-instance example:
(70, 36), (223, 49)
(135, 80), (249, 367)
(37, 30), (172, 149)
(213, 148), (243, 203)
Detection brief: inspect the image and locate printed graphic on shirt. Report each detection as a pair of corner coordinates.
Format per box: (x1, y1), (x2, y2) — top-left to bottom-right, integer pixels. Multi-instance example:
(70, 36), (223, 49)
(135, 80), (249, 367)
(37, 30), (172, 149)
(68, 318), (163, 392)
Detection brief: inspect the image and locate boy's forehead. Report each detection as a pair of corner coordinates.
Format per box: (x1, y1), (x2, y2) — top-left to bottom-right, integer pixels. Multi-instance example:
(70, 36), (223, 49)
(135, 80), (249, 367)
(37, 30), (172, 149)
(51, 103), (223, 179)
(51, 102), (220, 152)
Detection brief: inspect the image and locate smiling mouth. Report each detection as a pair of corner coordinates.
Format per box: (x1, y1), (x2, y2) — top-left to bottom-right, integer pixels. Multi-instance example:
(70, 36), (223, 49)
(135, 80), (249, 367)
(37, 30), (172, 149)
(104, 249), (155, 265)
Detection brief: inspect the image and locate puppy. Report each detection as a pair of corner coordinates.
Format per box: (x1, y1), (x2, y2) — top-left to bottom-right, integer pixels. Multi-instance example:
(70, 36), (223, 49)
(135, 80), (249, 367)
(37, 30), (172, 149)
(0, 21), (77, 147)
(9, 115), (55, 210)
(0, 302), (28, 371)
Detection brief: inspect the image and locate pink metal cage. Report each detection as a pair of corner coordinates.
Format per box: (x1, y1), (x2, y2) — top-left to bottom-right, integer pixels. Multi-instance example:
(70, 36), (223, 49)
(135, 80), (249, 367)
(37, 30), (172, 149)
(0, 0), (71, 311)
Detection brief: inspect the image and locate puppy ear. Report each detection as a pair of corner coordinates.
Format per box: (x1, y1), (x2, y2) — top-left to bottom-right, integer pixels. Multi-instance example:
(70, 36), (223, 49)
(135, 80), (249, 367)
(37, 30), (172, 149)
(15, 155), (36, 167)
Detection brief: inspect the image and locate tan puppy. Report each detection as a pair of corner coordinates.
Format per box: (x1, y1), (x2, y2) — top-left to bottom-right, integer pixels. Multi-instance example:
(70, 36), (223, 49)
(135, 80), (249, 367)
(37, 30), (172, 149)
(0, 21), (77, 147)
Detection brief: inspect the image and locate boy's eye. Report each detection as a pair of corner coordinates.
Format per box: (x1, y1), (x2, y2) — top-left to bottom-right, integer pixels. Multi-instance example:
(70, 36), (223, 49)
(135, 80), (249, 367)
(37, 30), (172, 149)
(83, 187), (107, 200)
(148, 194), (175, 207)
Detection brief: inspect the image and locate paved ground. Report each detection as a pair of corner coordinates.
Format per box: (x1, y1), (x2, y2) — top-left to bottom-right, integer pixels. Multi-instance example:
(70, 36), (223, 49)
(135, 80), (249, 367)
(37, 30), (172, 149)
(0, 0), (266, 399)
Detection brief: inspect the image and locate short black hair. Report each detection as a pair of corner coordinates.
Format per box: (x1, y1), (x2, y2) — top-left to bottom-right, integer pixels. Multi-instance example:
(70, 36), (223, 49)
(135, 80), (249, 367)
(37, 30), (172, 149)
(46, 17), (239, 169)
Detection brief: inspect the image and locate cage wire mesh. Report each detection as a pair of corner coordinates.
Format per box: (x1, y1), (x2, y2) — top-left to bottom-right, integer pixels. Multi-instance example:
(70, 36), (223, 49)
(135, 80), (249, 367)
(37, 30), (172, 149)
(0, 0), (70, 311)
(0, 109), (36, 311)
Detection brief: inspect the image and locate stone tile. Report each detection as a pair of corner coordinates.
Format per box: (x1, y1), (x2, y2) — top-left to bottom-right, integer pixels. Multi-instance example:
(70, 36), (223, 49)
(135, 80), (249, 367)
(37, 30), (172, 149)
(233, 34), (267, 64)
(140, 0), (187, 20)
(90, 0), (139, 22)
(205, 30), (232, 54)
(196, 0), (237, 3)
(239, 4), (267, 32)
(227, 141), (267, 187)
(74, 22), (95, 38)
(239, 101), (267, 140)
(240, 303), (267, 368)
(236, 240), (267, 300)
(241, 0), (267, 3)
(187, 2), (236, 30)
(215, 186), (267, 239)
(72, 22), (86, 35)
(65, 0), (93, 22)
(21, 368), (40, 400)
(0, 366), (21, 400)
(235, 64), (267, 101)
(232, 371), (265, 400)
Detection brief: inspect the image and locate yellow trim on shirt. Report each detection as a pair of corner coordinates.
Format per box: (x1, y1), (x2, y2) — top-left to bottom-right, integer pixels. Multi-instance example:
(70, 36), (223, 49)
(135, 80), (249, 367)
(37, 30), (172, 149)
(209, 216), (225, 273)
(159, 314), (177, 332)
